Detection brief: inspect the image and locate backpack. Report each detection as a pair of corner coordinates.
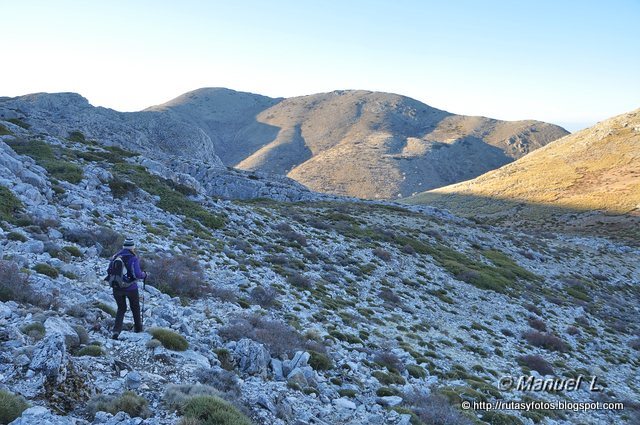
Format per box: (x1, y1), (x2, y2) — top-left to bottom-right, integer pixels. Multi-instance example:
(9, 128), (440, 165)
(106, 255), (133, 289)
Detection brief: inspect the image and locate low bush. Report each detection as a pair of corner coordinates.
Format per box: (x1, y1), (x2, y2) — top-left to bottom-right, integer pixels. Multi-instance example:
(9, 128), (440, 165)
(523, 331), (570, 352)
(77, 345), (104, 357)
(308, 350), (333, 371)
(88, 391), (151, 419)
(372, 370), (406, 386)
(407, 364), (427, 379)
(0, 186), (24, 224)
(373, 247), (392, 261)
(404, 391), (474, 425)
(196, 368), (241, 398)
(164, 384), (220, 413)
(108, 177), (137, 198)
(113, 163), (225, 230)
(21, 322), (46, 340)
(33, 263), (59, 278)
(374, 350), (405, 373)
(0, 389), (30, 424)
(62, 226), (123, 257)
(63, 245), (83, 258)
(219, 313), (323, 358)
(249, 286), (279, 309)
(517, 355), (554, 375)
(376, 387), (399, 397)
(338, 389), (357, 398)
(142, 254), (209, 299)
(286, 272), (312, 290)
(0, 260), (49, 307)
(7, 231), (27, 242)
(148, 328), (189, 351)
(527, 317), (547, 332)
(6, 139), (83, 184)
(180, 395), (252, 425)
(68, 130), (86, 143)
(0, 123), (13, 135)
(379, 288), (401, 306)
(96, 302), (116, 317)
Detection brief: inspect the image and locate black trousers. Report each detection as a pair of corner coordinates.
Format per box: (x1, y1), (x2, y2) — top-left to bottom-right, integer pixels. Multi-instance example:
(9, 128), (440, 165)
(113, 288), (142, 333)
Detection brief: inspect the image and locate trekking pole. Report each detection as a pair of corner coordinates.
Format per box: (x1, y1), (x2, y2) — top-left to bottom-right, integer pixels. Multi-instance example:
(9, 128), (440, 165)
(141, 273), (146, 328)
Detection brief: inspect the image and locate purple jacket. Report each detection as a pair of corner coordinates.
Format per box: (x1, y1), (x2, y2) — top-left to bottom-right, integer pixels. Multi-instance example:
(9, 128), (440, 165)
(113, 249), (146, 291)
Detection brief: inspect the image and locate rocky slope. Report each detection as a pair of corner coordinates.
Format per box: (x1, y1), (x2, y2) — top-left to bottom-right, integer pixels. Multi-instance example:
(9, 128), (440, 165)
(1, 88), (569, 200)
(0, 116), (638, 424)
(405, 108), (640, 243)
(0, 93), (315, 203)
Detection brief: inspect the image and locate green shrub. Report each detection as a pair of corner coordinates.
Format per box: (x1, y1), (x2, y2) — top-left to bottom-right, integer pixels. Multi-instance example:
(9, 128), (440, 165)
(33, 263), (59, 278)
(7, 118), (30, 129)
(181, 395), (252, 425)
(7, 232), (28, 242)
(407, 364), (427, 379)
(0, 389), (29, 424)
(77, 345), (104, 357)
(88, 391), (151, 419)
(108, 177), (137, 198)
(213, 348), (234, 371)
(21, 322), (46, 340)
(0, 123), (13, 136)
(308, 350), (333, 371)
(395, 237), (537, 294)
(63, 246), (83, 258)
(163, 384), (220, 413)
(338, 389), (357, 397)
(376, 387), (398, 397)
(5, 139), (83, 184)
(372, 370), (406, 385)
(96, 302), (117, 317)
(68, 130), (86, 143)
(113, 163), (225, 230)
(148, 327), (189, 351)
(0, 186), (24, 223)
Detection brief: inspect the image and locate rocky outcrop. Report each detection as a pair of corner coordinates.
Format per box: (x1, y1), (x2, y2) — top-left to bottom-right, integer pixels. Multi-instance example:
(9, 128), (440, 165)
(233, 339), (271, 377)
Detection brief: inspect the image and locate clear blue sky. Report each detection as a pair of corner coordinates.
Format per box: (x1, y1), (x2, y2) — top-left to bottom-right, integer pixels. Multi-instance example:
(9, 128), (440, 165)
(2, 0), (639, 131)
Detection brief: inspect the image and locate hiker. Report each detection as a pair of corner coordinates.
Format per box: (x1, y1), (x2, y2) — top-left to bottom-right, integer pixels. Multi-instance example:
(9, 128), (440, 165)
(106, 238), (147, 339)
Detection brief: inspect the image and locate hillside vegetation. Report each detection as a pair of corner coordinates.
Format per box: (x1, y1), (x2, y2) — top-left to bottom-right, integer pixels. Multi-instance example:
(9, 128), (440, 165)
(0, 116), (638, 424)
(406, 108), (640, 243)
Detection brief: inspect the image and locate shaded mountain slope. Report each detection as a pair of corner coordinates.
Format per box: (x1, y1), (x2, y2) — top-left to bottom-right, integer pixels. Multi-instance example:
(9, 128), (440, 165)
(405, 108), (640, 242)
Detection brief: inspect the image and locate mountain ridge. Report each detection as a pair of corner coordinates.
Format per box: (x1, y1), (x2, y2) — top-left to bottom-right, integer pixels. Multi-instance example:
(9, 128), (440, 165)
(147, 88), (570, 198)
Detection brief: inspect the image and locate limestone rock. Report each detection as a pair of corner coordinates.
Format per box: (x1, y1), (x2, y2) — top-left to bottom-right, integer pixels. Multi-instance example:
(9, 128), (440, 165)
(233, 338), (271, 376)
(44, 317), (80, 348)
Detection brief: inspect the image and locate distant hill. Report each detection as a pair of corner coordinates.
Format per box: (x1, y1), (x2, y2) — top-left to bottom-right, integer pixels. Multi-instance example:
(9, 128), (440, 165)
(148, 88), (569, 199)
(0, 88), (568, 200)
(405, 108), (640, 241)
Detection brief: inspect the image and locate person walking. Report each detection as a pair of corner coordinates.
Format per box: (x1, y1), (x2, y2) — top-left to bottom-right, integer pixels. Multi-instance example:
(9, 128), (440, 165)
(107, 238), (147, 339)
